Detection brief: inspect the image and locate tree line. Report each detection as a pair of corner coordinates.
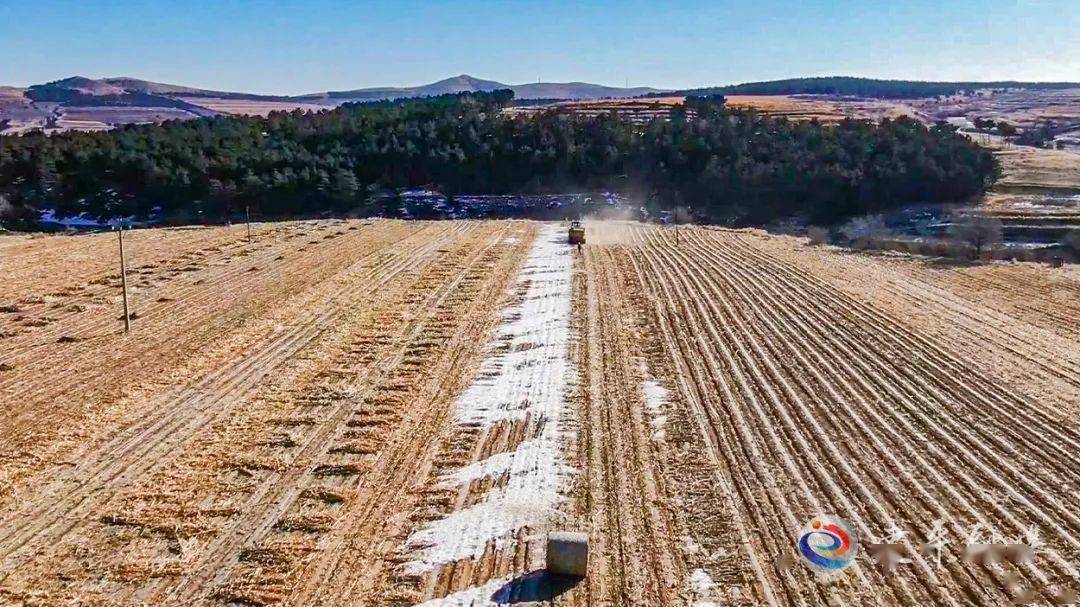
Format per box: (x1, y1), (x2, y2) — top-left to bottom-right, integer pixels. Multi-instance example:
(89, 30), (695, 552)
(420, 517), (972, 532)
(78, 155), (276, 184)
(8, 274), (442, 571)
(649, 76), (1080, 100)
(0, 90), (998, 228)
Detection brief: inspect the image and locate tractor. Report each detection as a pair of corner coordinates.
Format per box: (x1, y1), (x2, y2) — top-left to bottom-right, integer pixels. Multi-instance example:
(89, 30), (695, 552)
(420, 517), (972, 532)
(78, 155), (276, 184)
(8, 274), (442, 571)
(568, 220), (586, 245)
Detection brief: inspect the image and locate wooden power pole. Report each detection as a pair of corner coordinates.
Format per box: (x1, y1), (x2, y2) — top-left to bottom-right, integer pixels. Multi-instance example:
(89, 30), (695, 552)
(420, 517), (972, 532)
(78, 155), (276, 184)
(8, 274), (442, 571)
(245, 205), (252, 242)
(118, 225), (131, 333)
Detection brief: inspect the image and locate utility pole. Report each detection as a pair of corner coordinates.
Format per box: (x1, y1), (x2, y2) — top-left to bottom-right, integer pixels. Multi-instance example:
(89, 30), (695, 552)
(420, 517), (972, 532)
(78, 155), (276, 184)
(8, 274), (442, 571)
(118, 224), (131, 333)
(245, 205), (252, 242)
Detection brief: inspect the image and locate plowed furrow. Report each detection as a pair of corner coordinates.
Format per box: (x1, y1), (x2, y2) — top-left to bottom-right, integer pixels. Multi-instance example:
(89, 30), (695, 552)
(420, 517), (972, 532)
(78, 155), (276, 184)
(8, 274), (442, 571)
(632, 245), (825, 606)
(667, 231), (1072, 600)
(638, 237), (927, 607)
(682, 227), (1080, 591)
(620, 223), (1078, 606)
(576, 245), (685, 607)
(721, 232), (1080, 457)
(730, 233), (1080, 437)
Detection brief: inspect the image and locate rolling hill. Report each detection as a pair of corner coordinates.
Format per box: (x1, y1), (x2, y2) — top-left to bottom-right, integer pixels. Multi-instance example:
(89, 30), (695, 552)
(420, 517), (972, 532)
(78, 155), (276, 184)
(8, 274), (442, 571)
(296, 74), (664, 102)
(0, 74), (664, 132)
(5, 74), (1079, 135)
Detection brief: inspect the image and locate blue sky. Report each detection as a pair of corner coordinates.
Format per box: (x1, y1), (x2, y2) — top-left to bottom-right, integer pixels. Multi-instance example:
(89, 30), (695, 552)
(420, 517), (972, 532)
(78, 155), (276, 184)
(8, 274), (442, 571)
(1, 0), (1077, 94)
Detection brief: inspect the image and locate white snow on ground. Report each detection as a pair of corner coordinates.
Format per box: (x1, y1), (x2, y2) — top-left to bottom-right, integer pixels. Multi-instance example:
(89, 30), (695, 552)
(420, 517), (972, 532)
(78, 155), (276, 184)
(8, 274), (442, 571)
(689, 568), (715, 594)
(404, 226), (577, 577)
(438, 439), (561, 488)
(412, 577), (511, 607)
(689, 568), (718, 607)
(642, 378), (669, 441)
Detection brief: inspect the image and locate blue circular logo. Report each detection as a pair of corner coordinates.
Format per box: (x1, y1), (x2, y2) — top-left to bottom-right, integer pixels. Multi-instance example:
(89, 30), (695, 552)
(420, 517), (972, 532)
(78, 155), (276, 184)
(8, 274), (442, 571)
(797, 515), (858, 574)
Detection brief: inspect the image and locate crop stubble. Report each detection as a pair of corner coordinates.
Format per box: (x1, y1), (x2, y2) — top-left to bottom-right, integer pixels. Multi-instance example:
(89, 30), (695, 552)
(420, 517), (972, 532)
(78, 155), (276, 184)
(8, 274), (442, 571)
(0, 220), (1076, 606)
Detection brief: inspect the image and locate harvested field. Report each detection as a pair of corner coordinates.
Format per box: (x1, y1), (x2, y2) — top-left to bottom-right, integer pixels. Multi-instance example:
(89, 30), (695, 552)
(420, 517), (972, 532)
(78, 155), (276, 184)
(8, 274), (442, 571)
(910, 88), (1080, 134)
(577, 223), (1079, 606)
(505, 95), (920, 125)
(994, 146), (1080, 193)
(176, 97), (335, 116)
(0, 220), (1076, 606)
(724, 95), (843, 121)
(969, 144), (1080, 249)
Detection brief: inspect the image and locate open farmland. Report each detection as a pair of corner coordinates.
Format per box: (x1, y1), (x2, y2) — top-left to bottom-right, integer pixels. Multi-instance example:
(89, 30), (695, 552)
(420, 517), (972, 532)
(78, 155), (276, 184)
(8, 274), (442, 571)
(174, 97), (335, 116)
(505, 94), (928, 127)
(0, 220), (1076, 606)
(964, 143), (1080, 250)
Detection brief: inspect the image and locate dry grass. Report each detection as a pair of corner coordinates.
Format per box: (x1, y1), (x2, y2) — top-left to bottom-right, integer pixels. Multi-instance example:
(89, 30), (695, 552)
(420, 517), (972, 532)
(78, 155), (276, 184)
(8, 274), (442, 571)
(995, 146), (1080, 191)
(1, 218), (1075, 606)
(909, 87), (1080, 130)
(179, 97), (334, 116)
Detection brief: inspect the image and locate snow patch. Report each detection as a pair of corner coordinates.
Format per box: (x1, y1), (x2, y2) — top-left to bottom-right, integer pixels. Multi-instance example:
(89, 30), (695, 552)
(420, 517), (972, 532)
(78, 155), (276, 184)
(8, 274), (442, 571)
(403, 226), (576, 576)
(689, 568), (719, 606)
(412, 577), (509, 607)
(642, 378), (669, 441)
(438, 440), (560, 488)
(689, 568), (715, 594)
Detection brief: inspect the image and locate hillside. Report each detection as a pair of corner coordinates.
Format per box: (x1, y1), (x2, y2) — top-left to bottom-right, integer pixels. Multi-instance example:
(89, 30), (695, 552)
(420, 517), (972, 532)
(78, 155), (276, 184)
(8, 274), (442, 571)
(664, 76), (1080, 99)
(5, 74), (1080, 134)
(0, 74), (664, 132)
(295, 74), (663, 102)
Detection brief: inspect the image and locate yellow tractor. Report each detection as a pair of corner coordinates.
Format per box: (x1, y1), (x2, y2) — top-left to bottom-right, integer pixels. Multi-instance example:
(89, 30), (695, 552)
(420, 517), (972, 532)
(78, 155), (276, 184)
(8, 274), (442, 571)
(568, 220), (586, 245)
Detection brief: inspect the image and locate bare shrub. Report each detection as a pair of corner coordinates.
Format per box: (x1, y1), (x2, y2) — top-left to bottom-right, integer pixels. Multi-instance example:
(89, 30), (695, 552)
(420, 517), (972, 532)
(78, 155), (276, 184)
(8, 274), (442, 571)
(807, 226), (830, 245)
(840, 215), (888, 249)
(949, 213), (1003, 259)
(1061, 230), (1080, 261)
(0, 195), (12, 228)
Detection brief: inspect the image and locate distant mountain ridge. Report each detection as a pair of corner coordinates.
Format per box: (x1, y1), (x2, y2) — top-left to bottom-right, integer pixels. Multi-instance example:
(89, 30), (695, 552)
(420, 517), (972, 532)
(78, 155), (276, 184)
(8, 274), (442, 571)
(15, 74), (665, 104)
(23, 76), (290, 104)
(295, 74), (665, 102)
(0, 74), (665, 133)
(5, 74), (1078, 135)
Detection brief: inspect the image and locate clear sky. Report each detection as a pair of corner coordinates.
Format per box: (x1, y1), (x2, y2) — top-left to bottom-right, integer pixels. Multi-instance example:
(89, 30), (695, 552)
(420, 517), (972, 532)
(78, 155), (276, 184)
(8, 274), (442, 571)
(1, 0), (1077, 94)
